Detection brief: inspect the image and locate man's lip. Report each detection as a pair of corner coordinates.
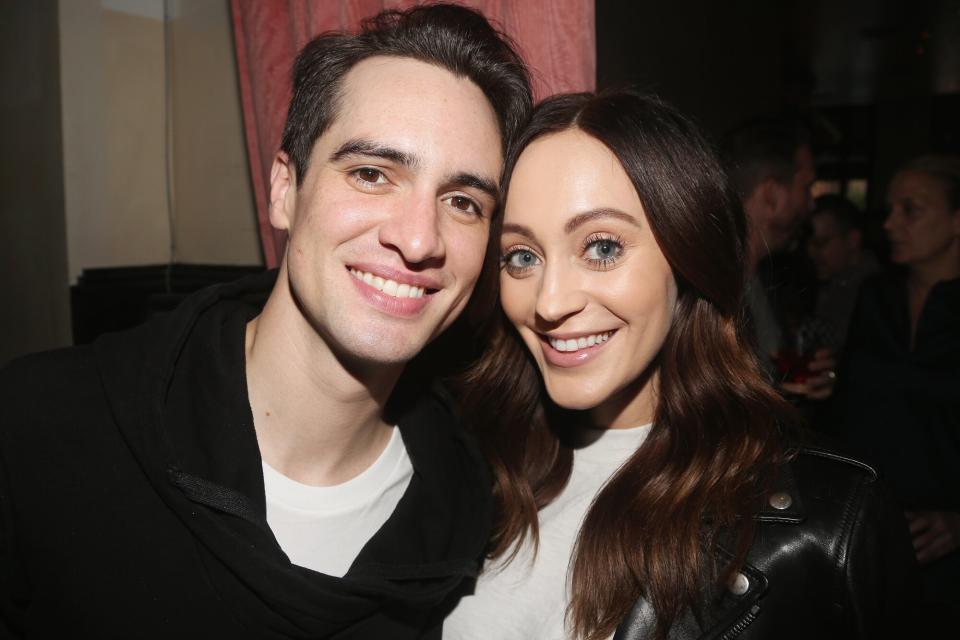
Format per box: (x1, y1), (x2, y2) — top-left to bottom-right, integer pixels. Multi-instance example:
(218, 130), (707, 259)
(346, 263), (442, 291)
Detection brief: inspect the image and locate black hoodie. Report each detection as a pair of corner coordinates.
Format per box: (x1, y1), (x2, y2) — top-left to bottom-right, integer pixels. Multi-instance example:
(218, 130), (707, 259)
(0, 272), (492, 639)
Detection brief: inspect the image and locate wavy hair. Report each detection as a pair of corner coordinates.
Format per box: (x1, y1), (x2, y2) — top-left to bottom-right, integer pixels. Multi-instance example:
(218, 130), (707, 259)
(459, 91), (794, 640)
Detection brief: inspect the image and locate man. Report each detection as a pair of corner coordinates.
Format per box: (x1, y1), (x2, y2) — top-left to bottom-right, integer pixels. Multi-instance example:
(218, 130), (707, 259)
(722, 120), (835, 398)
(805, 194), (879, 350)
(0, 5), (531, 638)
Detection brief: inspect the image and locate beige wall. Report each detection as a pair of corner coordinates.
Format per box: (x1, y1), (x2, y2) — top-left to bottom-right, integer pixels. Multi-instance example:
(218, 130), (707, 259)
(0, 1), (72, 364)
(59, 0), (261, 284)
(169, 1), (261, 265)
(60, 2), (171, 277)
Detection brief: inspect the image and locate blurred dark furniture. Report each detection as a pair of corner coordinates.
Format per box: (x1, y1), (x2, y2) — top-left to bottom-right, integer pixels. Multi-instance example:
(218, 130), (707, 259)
(70, 264), (265, 345)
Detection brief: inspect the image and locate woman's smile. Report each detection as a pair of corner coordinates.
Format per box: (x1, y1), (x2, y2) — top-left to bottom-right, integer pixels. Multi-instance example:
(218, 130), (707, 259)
(499, 129), (677, 423)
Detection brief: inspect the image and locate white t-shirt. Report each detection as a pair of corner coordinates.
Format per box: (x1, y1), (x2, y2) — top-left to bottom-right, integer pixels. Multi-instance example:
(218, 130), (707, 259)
(262, 426), (413, 577)
(443, 423), (653, 640)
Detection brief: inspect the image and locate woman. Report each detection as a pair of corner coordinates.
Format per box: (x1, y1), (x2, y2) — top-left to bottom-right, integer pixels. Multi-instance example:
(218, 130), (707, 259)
(443, 91), (914, 639)
(834, 155), (960, 625)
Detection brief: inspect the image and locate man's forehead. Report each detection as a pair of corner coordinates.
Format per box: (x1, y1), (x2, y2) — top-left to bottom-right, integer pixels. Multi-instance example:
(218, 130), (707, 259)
(317, 55), (503, 172)
(335, 56), (498, 136)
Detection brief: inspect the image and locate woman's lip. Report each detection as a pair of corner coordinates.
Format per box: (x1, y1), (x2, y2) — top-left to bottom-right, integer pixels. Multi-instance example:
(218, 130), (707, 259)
(538, 330), (617, 369)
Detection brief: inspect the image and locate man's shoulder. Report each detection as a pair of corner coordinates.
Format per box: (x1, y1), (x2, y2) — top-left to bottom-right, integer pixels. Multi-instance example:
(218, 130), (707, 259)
(1, 344), (98, 399)
(394, 380), (492, 495)
(0, 345), (107, 430)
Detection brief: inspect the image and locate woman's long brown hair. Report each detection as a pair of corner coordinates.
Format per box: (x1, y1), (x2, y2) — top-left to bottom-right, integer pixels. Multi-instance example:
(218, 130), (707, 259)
(458, 91), (795, 640)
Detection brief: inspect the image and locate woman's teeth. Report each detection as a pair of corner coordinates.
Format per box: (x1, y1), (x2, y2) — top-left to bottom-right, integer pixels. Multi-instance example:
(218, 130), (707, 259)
(548, 331), (613, 352)
(350, 268), (426, 299)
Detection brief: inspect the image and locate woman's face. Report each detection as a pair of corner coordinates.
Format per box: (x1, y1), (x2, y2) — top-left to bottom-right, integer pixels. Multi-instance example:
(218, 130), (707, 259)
(499, 129), (677, 428)
(885, 170), (960, 268)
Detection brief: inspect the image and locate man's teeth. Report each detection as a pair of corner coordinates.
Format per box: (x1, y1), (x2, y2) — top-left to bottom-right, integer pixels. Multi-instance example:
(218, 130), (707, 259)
(350, 268), (425, 299)
(549, 331), (613, 352)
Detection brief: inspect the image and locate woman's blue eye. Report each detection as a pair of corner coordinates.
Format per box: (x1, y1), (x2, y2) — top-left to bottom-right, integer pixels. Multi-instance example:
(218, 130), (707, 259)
(502, 249), (541, 273)
(584, 237), (624, 266)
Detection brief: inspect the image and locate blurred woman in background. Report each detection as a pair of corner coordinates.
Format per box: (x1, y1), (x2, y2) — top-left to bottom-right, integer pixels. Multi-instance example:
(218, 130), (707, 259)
(835, 155), (960, 625)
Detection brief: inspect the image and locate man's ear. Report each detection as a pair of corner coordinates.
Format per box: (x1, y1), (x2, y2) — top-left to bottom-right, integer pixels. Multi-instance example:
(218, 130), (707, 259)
(759, 177), (788, 218)
(269, 151), (297, 231)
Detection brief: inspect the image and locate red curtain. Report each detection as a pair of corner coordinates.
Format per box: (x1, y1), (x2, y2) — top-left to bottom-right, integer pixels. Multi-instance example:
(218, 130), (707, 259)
(231, 0), (596, 267)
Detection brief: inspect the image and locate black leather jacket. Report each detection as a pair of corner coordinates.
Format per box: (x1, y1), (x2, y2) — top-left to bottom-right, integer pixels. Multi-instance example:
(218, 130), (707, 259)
(614, 448), (917, 640)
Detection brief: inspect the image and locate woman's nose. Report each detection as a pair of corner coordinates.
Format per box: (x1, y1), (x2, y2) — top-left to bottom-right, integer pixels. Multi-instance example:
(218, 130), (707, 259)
(534, 263), (588, 324)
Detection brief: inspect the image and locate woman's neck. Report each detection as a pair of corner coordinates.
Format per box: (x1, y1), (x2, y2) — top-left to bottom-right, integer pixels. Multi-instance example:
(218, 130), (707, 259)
(590, 369), (658, 430)
(905, 247), (960, 349)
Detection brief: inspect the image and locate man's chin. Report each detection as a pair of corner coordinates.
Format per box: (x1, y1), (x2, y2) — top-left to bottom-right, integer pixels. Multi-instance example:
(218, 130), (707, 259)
(331, 332), (431, 372)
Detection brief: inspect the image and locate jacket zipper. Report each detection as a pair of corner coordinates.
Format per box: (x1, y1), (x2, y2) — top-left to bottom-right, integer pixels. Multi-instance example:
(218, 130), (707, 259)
(718, 604), (760, 640)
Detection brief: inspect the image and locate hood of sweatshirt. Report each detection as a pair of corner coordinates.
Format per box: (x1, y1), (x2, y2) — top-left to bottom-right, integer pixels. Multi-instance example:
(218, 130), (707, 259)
(92, 270), (492, 638)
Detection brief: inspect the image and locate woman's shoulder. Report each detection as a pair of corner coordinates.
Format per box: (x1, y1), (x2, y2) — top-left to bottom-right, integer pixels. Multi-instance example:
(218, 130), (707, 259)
(614, 446), (917, 640)
(732, 446), (917, 637)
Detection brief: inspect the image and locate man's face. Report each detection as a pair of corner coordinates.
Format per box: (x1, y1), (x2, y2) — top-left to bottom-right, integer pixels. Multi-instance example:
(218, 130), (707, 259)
(767, 144), (816, 252)
(806, 212), (858, 280)
(270, 56), (503, 368)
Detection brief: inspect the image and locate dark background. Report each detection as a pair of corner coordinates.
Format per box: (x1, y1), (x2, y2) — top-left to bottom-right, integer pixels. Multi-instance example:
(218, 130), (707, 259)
(596, 0), (960, 214)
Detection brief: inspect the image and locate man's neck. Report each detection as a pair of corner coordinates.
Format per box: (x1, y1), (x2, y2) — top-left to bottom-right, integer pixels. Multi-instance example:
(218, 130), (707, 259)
(245, 271), (403, 487)
(746, 228), (768, 276)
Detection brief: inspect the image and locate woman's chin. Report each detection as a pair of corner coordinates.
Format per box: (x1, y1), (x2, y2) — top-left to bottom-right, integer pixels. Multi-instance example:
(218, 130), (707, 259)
(542, 384), (606, 412)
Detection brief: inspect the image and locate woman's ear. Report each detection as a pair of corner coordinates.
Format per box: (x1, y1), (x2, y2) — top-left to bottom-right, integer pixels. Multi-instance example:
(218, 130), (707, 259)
(269, 152), (296, 231)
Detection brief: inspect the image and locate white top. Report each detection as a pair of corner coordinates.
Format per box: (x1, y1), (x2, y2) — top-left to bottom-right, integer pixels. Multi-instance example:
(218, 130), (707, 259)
(262, 426), (413, 577)
(443, 423), (653, 640)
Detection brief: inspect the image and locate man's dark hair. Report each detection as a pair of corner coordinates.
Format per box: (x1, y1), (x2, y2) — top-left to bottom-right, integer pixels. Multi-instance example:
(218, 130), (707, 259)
(721, 118), (810, 198)
(811, 194), (862, 234)
(280, 3), (532, 185)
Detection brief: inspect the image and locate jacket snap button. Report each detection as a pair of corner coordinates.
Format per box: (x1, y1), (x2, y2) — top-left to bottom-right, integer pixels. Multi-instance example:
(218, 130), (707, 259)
(729, 572), (750, 596)
(768, 491), (793, 510)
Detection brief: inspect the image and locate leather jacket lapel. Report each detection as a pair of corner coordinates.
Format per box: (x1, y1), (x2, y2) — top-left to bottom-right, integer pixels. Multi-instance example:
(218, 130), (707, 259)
(614, 463), (806, 640)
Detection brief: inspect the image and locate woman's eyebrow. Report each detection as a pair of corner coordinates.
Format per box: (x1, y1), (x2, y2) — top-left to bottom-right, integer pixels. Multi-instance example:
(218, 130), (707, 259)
(564, 208), (641, 233)
(501, 222), (536, 241)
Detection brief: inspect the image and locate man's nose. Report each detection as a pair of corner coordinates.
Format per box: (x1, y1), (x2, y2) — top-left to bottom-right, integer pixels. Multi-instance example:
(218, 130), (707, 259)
(378, 192), (445, 265)
(883, 209), (900, 232)
(535, 262), (588, 325)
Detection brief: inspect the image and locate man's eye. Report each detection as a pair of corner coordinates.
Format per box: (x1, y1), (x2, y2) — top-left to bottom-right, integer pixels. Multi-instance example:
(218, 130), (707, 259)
(352, 168), (387, 186)
(444, 195), (481, 215)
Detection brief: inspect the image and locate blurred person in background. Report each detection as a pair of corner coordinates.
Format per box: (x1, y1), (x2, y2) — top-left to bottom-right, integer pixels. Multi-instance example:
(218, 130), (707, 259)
(722, 120), (835, 400)
(805, 194), (879, 351)
(834, 154), (960, 624)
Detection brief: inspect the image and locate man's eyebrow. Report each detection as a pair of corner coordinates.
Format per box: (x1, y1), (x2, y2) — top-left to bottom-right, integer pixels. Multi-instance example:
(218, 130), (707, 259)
(564, 208), (641, 233)
(445, 172), (500, 202)
(329, 139), (419, 168)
